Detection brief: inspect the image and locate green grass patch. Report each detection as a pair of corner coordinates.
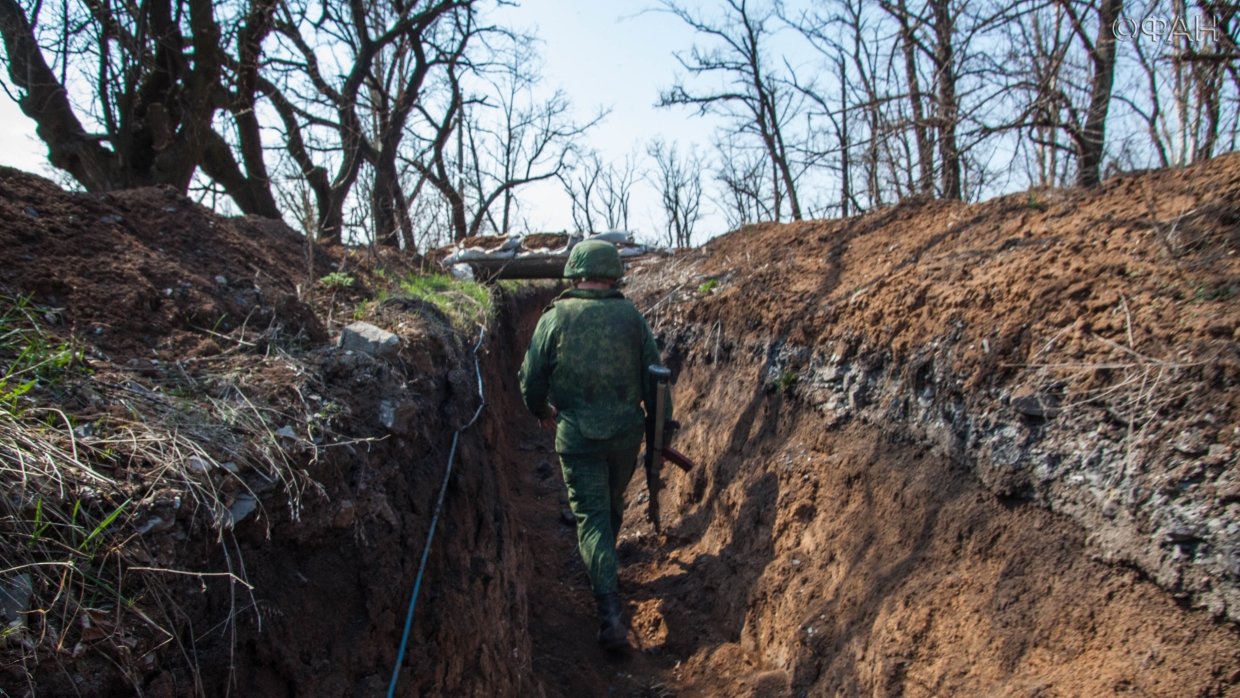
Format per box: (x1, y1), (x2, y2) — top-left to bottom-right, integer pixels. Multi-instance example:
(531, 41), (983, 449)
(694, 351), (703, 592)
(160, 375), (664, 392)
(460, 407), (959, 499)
(0, 295), (80, 412)
(1192, 282), (1234, 302)
(399, 273), (495, 328)
(776, 369), (799, 393)
(318, 271), (356, 290)
(698, 278), (719, 294)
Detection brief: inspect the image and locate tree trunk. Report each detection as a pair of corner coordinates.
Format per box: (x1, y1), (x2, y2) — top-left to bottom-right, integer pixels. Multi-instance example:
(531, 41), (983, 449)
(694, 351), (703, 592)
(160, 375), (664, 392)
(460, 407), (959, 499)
(893, 0), (934, 194)
(0, 0), (118, 190)
(319, 194), (347, 246)
(838, 57), (852, 217)
(372, 158), (403, 248)
(758, 85), (802, 221)
(227, 0), (280, 217)
(931, 0), (961, 200)
(1077, 0), (1123, 188)
(200, 131), (280, 217)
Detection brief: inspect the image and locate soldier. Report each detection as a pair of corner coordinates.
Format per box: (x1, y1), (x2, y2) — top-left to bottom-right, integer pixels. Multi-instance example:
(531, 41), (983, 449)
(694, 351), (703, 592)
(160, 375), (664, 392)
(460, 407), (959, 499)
(518, 240), (672, 650)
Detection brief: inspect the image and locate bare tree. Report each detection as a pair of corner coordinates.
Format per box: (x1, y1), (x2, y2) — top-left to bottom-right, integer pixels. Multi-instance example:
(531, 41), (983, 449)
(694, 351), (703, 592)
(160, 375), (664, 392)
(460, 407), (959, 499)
(598, 152), (637, 230)
(0, 0), (227, 193)
(561, 150), (638, 232)
(883, 0), (936, 195)
(264, 0), (473, 244)
(648, 139), (704, 247)
(871, 0), (964, 199)
(1120, 0), (1239, 167)
(830, 52), (857, 216)
(196, 0), (283, 218)
(0, 0), (482, 242)
(562, 150), (604, 233)
(714, 136), (774, 229)
(1002, 3), (1074, 186)
(1072, 0), (1124, 187)
(787, 0), (906, 210)
(658, 0), (804, 221)
(929, 0), (963, 198)
(410, 35), (599, 241)
(998, 0), (1124, 188)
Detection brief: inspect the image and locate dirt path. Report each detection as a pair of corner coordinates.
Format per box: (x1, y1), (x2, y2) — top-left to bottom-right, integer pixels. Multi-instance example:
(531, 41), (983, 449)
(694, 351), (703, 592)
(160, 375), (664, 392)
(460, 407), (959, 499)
(508, 417), (686, 697)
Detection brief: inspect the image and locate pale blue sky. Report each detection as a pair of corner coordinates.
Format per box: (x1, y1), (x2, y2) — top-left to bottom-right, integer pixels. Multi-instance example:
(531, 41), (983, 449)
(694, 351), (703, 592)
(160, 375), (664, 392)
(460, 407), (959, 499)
(0, 96), (47, 176)
(0, 1), (731, 242)
(494, 0), (728, 239)
(502, 1), (699, 152)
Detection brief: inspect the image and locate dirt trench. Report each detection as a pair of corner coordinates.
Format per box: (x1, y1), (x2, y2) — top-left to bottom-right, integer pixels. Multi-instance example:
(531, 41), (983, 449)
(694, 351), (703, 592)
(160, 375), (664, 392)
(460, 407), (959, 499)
(1, 162), (1237, 696)
(398, 283), (1238, 696)
(7, 276), (1235, 697)
(621, 330), (1240, 696)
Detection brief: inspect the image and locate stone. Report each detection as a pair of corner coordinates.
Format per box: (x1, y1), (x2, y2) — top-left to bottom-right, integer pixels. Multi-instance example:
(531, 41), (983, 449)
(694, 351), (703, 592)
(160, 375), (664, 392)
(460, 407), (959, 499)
(1012, 391), (1061, 419)
(136, 515), (176, 536)
(379, 399), (418, 434)
(1164, 527), (1201, 544)
(333, 500), (356, 529)
(1202, 444), (1230, 466)
(535, 460), (555, 480)
(340, 322), (400, 359)
(225, 493), (258, 528)
(1172, 429), (1209, 456)
(0, 574), (33, 624)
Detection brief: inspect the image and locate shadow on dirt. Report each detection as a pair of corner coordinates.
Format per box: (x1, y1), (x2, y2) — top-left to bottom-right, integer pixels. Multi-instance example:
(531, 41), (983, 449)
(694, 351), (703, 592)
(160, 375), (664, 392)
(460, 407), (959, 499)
(632, 470), (779, 656)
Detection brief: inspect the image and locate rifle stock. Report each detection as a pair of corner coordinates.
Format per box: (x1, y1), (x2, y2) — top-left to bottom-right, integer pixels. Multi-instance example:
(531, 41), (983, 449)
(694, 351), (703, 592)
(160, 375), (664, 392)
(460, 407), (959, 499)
(645, 365), (671, 530)
(662, 445), (695, 472)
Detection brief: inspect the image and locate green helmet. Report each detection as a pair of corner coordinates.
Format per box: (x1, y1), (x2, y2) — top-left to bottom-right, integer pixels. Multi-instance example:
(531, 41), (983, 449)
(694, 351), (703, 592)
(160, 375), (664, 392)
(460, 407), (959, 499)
(563, 240), (624, 280)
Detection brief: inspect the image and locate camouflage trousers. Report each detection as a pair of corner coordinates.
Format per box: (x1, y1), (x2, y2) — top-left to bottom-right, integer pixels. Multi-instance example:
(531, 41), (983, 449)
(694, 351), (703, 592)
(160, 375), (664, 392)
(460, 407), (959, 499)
(559, 431), (642, 596)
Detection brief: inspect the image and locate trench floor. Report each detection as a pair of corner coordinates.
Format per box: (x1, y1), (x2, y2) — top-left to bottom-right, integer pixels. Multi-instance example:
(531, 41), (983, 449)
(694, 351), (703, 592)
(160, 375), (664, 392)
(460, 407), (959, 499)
(511, 418), (696, 697)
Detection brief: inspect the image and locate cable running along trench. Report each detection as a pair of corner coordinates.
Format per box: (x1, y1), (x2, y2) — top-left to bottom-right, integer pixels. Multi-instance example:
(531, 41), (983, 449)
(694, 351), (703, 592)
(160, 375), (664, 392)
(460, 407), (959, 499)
(387, 326), (488, 698)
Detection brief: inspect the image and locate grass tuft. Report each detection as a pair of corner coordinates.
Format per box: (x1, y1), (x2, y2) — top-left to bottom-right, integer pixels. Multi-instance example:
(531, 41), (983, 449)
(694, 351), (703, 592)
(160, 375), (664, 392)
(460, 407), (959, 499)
(777, 369), (799, 393)
(318, 271), (356, 290)
(398, 273), (495, 328)
(0, 295), (80, 411)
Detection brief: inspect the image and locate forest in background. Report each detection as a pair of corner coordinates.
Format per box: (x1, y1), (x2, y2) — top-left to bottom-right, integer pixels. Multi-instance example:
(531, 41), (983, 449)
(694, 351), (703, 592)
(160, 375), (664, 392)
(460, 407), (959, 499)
(0, 0), (1236, 250)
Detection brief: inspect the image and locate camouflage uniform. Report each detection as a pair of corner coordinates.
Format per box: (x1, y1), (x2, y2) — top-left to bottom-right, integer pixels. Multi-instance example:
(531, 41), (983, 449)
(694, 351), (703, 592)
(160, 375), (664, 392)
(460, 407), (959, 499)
(519, 286), (670, 596)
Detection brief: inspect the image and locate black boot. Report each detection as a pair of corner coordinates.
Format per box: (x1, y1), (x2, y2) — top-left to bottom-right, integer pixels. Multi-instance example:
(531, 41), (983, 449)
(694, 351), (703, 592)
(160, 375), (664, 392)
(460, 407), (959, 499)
(594, 592), (627, 650)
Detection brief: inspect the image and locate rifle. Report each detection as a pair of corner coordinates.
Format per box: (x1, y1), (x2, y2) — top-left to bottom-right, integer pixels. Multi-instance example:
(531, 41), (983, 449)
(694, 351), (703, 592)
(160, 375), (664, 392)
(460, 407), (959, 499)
(645, 365), (696, 531)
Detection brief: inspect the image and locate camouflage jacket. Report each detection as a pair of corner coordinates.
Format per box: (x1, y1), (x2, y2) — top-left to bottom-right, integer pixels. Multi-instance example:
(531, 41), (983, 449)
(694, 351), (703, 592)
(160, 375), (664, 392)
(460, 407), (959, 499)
(519, 287), (671, 454)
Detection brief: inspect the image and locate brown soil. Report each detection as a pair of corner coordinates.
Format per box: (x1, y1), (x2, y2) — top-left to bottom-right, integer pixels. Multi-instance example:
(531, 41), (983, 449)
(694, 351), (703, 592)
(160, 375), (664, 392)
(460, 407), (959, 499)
(612, 153), (1240, 695)
(0, 167), (331, 361)
(457, 234), (513, 250)
(0, 154), (1237, 697)
(522, 232), (572, 250)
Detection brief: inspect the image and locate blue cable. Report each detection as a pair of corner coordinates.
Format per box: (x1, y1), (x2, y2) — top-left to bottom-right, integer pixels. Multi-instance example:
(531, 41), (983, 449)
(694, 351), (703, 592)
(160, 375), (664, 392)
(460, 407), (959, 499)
(387, 327), (487, 698)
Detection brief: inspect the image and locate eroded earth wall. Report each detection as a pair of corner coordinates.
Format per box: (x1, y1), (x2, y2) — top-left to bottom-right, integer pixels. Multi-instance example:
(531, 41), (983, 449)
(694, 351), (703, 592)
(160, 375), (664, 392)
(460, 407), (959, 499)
(618, 155), (1240, 694)
(630, 156), (1239, 623)
(184, 295), (546, 697)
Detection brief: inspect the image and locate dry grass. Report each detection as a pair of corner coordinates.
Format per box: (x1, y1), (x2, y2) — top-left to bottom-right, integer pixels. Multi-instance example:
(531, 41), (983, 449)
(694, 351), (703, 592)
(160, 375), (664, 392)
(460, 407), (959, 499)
(0, 295), (324, 695)
(1017, 296), (1211, 482)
